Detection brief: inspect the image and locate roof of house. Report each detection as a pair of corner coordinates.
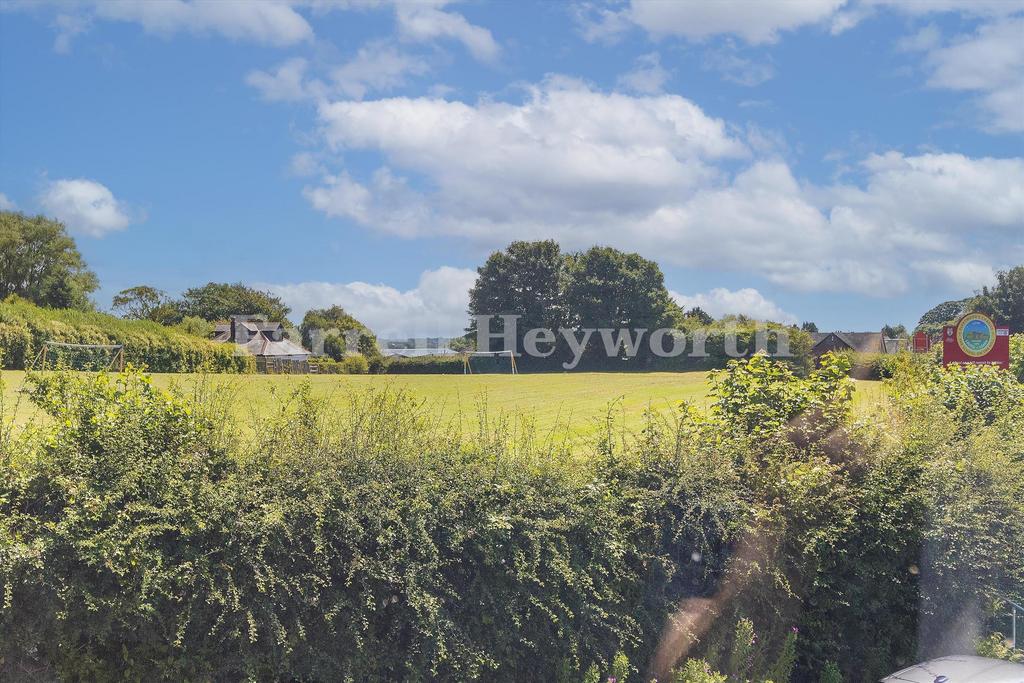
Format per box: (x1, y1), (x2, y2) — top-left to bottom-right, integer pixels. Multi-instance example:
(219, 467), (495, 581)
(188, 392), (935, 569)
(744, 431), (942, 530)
(811, 331), (885, 354)
(213, 321), (283, 333)
(239, 333), (310, 358)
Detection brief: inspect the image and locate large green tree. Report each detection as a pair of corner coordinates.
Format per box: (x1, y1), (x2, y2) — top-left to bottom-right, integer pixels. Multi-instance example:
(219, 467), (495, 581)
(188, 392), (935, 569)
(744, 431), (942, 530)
(111, 286), (168, 320)
(562, 246), (681, 360)
(467, 240), (566, 352)
(972, 266), (1024, 333)
(177, 282), (291, 324)
(0, 211), (98, 309)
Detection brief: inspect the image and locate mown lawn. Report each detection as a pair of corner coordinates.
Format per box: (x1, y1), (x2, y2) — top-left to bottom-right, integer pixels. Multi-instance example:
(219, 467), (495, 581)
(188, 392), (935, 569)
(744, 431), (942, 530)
(0, 370), (885, 442)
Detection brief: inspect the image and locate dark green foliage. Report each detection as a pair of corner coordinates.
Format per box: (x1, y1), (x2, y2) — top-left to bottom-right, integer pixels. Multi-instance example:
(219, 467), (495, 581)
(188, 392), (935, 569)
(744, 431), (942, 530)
(0, 297), (251, 372)
(111, 285), (169, 320)
(0, 212), (98, 310)
(1, 353), (1021, 681)
(971, 266), (1024, 333)
(685, 307), (715, 326)
(467, 240), (566, 351)
(300, 305), (385, 371)
(882, 323), (907, 338)
(800, 321), (818, 334)
(386, 354), (465, 374)
(177, 282), (292, 324)
(563, 246), (681, 361)
(819, 661), (843, 683)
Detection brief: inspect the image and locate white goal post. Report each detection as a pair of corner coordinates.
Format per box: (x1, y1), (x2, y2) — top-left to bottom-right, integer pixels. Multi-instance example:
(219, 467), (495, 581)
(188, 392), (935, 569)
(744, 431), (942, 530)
(462, 350), (518, 375)
(31, 341), (126, 372)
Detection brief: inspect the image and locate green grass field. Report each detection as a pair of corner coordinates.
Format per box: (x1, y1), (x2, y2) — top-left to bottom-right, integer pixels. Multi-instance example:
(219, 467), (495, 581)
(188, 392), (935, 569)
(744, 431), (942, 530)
(1, 370), (886, 442)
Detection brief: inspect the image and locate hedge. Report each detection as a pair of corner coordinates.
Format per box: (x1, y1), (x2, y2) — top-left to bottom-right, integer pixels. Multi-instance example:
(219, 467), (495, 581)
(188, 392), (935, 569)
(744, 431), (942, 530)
(2, 355), (1020, 680)
(0, 297), (252, 373)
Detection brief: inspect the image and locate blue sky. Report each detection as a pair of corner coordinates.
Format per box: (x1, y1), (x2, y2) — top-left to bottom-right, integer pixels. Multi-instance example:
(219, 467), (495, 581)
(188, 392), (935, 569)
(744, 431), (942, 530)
(1, 0), (1022, 337)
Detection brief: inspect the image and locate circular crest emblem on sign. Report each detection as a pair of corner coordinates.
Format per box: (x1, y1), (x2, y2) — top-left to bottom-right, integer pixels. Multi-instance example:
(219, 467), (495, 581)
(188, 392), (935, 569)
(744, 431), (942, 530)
(956, 313), (996, 357)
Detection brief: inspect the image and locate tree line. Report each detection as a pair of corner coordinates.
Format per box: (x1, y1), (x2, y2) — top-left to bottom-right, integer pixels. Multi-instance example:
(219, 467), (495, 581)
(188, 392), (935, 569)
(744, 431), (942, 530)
(465, 240), (719, 364)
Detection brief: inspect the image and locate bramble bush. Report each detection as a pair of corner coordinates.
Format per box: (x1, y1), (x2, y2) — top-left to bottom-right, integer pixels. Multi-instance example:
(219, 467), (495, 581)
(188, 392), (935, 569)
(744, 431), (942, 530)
(1, 351), (1021, 681)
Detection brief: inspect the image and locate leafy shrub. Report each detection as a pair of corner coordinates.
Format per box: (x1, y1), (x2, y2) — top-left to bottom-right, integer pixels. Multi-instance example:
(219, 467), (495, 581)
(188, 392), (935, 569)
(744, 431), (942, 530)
(1011, 333), (1023, 380)
(2, 352), (1021, 681)
(387, 354), (464, 374)
(341, 354), (369, 374)
(672, 659), (728, 683)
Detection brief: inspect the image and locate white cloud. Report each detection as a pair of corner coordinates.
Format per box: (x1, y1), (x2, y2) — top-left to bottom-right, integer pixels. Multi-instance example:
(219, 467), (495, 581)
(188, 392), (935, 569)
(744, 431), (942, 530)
(52, 12), (91, 53)
(572, 2), (634, 43)
(0, 193), (15, 210)
(920, 17), (1024, 132)
(862, 0), (1024, 17)
(617, 52), (670, 94)
(39, 178), (133, 237)
(247, 45), (430, 103)
(313, 78), (747, 229)
(263, 266), (477, 337)
(628, 0), (848, 44)
(331, 41), (430, 99)
(394, 2), (499, 62)
(300, 79), (1024, 297)
(246, 57), (321, 102)
(671, 287), (798, 324)
(92, 0), (313, 46)
(616, 0), (1024, 43)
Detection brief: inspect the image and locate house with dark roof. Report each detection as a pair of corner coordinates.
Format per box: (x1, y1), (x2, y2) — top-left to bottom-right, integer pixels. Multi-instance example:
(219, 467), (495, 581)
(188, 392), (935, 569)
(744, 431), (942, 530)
(809, 331), (905, 357)
(211, 315), (311, 361)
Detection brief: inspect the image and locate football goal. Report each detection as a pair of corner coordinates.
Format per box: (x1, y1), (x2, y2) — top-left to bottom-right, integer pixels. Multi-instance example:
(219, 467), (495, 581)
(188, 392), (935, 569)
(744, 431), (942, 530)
(462, 350), (518, 374)
(30, 341), (126, 372)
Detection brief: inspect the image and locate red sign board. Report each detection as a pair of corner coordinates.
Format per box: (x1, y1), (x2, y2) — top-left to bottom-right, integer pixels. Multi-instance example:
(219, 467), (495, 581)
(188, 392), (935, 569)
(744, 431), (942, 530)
(912, 331), (931, 353)
(942, 313), (1010, 370)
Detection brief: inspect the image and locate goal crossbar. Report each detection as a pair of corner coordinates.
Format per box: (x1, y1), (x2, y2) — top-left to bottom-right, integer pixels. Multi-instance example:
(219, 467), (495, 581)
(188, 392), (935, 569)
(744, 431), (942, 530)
(462, 350), (517, 375)
(32, 341), (126, 372)
(42, 342), (124, 350)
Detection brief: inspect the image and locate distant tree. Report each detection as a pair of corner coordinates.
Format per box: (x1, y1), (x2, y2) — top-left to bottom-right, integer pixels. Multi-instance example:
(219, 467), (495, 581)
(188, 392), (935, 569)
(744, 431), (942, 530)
(882, 323), (908, 338)
(467, 240), (566, 352)
(112, 285), (168, 320)
(300, 305), (384, 370)
(971, 265), (1024, 333)
(563, 246), (679, 360)
(801, 321), (819, 333)
(178, 282), (291, 324)
(685, 306), (715, 326)
(0, 211), (98, 309)
(916, 298), (971, 334)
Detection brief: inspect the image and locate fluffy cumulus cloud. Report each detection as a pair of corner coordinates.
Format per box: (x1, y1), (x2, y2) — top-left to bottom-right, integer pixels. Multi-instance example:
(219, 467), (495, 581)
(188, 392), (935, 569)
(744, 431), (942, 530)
(918, 17), (1024, 132)
(300, 78), (1024, 296)
(393, 1), (499, 62)
(0, 193), (15, 210)
(671, 287), (798, 324)
(263, 266), (477, 337)
(38, 178), (133, 237)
